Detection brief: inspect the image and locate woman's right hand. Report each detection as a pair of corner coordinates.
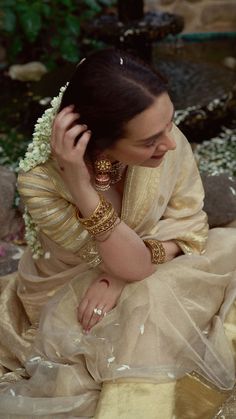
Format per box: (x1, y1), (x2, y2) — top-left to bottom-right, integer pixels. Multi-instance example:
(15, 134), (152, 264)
(77, 274), (126, 332)
(51, 105), (92, 195)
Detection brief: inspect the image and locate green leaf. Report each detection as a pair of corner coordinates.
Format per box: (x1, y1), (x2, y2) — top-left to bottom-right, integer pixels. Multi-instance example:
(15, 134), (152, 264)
(8, 37), (23, 63)
(50, 35), (61, 48)
(84, 0), (101, 13)
(10, 37), (23, 57)
(41, 2), (51, 18)
(0, 0), (16, 7)
(79, 9), (97, 21)
(60, 37), (80, 62)
(65, 14), (80, 37)
(18, 8), (42, 42)
(0, 8), (16, 32)
(60, 0), (72, 7)
(99, 0), (117, 5)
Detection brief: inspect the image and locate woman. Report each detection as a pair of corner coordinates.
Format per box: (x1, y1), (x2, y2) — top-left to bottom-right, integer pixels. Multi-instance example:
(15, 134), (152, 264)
(0, 48), (235, 418)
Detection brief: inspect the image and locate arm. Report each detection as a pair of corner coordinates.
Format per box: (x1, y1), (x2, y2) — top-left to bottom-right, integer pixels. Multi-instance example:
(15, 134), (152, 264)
(50, 107), (180, 281)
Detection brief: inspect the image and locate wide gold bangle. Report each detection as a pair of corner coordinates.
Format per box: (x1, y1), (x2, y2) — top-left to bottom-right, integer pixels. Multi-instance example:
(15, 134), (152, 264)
(95, 218), (122, 242)
(76, 194), (112, 228)
(75, 194), (118, 237)
(143, 239), (166, 264)
(89, 208), (118, 236)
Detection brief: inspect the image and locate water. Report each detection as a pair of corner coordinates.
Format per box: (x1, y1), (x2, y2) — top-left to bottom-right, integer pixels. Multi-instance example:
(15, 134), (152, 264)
(153, 38), (236, 109)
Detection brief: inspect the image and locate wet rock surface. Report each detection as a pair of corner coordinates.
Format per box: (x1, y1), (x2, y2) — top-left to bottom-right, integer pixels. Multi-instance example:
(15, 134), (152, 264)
(202, 174), (236, 227)
(146, 0), (236, 33)
(0, 166), (24, 241)
(0, 241), (25, 276)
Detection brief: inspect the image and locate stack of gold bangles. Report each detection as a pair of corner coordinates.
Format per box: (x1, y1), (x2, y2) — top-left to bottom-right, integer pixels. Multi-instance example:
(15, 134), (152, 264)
(76, 194), (120, 240)
(76, 195), (166, 263)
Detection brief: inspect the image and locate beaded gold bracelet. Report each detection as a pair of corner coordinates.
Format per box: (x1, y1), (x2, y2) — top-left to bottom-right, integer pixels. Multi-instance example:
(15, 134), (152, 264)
(143, 239), (166, 264)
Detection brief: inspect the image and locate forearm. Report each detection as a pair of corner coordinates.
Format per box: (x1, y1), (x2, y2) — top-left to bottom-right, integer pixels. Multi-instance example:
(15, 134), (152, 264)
(75, 186), (181, 282)
(161, 240), (182, 262)
(74, 185), (155, 280)
(100, 238), (182, 282)
(98, 222), (156, 281)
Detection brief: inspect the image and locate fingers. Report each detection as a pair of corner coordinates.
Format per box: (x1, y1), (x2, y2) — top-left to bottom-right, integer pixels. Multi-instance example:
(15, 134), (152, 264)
(75, 130), (91, 158)
(61, 124), (88, 148)
(51, 106), (91, 161)
(51, 106), (78, 143)
(86, 305), (106, 331)
(77, 298), (106, 332)
(77, 298), (89, 324)
(77, 276), (123, 332)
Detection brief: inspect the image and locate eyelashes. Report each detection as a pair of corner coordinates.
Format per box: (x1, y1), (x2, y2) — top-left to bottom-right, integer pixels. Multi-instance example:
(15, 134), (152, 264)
(145, 140), (157, 148)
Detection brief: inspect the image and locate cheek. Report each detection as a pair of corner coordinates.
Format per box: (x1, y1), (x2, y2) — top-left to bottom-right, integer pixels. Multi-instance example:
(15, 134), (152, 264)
(110, 143), (154, 164)
(125, 147), (153, 162)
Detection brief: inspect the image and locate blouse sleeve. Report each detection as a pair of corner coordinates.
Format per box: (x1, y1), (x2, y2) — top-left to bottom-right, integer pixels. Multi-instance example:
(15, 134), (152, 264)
(17, 164), (86, 253)
(158, 128), (209, 255)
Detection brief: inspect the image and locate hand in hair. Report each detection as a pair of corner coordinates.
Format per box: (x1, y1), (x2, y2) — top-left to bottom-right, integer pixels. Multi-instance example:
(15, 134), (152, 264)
(77, 274), (126, 332)
(51, 105), (92, 198)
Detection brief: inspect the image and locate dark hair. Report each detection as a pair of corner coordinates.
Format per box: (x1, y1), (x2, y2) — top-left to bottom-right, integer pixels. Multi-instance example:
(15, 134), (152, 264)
(59, 48), (168, 158)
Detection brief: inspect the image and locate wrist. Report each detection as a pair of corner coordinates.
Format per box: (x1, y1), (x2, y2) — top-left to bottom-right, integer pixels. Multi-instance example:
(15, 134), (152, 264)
(74, 185), (100, 217)
(162, 240), (182, 261)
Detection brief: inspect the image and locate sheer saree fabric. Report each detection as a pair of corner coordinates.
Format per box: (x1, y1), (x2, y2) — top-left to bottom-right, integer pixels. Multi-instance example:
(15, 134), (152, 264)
(0, 125), (236, 417)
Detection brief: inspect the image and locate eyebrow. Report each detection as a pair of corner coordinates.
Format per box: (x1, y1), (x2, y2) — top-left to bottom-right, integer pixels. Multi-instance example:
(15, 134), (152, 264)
(136, 106), (175, 144)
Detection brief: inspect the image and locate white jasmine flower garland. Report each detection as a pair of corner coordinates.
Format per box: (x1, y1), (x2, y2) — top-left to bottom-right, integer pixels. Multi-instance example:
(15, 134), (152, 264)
(19, 84), (68, 172)
(19, 84), (68, 258)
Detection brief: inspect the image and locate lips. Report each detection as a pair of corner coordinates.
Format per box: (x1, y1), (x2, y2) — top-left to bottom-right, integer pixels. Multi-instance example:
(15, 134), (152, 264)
(151, 153), (165, 159)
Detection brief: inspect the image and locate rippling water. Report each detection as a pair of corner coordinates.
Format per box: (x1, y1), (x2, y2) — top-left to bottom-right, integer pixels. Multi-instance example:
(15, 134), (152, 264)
(153, 38), (236, 109)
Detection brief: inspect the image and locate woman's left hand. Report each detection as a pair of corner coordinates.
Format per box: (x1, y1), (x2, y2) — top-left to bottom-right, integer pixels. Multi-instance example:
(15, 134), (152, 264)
(77, 274), (126, 332)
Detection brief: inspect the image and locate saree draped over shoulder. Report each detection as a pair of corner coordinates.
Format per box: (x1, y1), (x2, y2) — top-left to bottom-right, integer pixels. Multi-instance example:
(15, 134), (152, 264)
(0, 125), (236, 418)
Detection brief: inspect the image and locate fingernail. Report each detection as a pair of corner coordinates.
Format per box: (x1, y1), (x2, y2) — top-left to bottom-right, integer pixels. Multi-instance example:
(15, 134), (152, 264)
(87, 130), (92, 134)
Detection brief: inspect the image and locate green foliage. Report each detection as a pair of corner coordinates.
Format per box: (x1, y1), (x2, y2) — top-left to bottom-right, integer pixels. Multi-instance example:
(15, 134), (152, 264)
(0, 128), (30, 170)
(0, 0), (117, 67)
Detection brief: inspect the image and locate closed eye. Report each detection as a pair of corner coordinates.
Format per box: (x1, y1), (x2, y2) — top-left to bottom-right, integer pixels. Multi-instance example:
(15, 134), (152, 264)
(145, 139), (158, 147)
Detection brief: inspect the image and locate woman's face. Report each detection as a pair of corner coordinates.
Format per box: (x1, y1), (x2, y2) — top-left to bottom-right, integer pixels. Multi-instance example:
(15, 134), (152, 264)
(106, 93), (176, 168)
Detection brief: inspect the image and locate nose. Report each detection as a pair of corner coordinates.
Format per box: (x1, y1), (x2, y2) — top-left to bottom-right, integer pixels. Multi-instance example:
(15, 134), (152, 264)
(157, 132), (176, 153)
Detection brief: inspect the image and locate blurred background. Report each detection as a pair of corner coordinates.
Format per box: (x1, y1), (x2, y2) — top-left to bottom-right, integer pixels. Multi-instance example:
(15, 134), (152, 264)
(0, 0), (236, 273)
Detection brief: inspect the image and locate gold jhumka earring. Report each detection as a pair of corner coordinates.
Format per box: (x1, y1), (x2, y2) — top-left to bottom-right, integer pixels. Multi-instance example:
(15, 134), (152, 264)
(94, 158), (126, 191)
(94, 157), (112, 191)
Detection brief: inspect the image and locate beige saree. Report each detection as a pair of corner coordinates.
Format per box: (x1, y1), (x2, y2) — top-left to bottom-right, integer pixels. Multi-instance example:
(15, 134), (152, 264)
(0, 125), (236, 418)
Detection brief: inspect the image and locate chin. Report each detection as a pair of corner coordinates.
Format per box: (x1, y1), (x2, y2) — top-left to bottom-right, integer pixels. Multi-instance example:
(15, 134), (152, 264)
(140, 158), (164, 168)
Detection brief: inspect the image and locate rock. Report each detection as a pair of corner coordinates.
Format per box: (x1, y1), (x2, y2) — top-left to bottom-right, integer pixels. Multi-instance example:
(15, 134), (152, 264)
(0, 166), (21, 240)
(202, 174), (236, 227)
(201, 2), (236, 26)
(223, 56), (236, 70)
(173, 1), (198, 31)
(8, 62), (48, 82)
(159, 0), (175, 5)
(0, 166), (16, 213)
(0, 241), (25, 276)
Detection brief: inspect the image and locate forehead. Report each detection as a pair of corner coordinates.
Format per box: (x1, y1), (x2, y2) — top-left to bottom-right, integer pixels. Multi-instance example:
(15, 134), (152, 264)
(124, 93), (173, 140)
